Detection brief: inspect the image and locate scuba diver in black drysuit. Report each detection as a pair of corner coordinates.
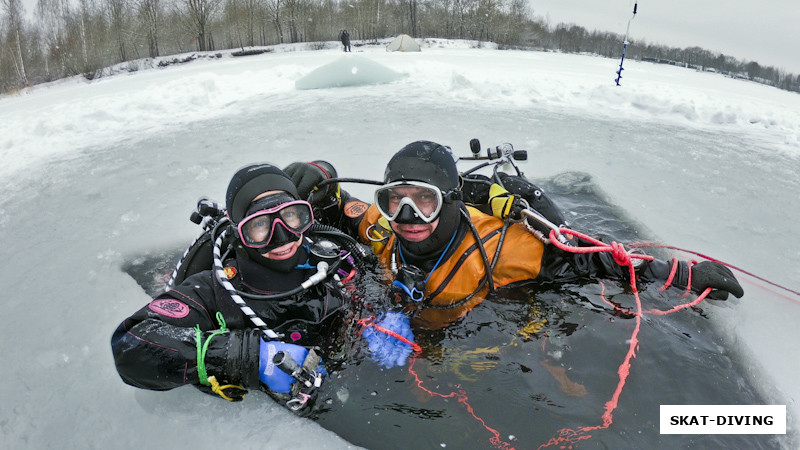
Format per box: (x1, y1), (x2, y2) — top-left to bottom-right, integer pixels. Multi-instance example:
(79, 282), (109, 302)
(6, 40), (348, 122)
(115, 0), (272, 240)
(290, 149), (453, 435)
(111, 163), (372, 411)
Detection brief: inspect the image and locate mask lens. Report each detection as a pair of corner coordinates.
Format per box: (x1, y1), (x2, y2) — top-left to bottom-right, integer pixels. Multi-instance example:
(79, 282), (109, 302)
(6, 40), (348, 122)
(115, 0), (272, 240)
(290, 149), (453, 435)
(375, 182), (442, 223)
(242, 215), (273, 245)
(238, 201), (314, 248)
(277, 204), (312, 231)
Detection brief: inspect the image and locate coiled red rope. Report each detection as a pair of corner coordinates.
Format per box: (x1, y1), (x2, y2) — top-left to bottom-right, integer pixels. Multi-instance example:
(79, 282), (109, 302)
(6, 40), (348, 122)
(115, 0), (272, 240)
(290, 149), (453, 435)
(362, 225), (797, 449)
(539, 228), (713, 448)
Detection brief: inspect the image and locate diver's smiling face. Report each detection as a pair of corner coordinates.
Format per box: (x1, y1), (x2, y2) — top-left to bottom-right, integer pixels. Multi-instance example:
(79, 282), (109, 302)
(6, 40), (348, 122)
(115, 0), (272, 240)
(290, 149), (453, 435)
(249, 190), (303, 260)
(391, 218), (439, 242)
(263, 239), (302, 260)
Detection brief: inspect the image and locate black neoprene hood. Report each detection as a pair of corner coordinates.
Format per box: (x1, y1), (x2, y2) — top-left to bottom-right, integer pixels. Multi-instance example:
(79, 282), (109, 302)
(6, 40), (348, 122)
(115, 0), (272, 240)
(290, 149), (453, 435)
(226, 163), (299, 223)
(384, 141), (460, 191)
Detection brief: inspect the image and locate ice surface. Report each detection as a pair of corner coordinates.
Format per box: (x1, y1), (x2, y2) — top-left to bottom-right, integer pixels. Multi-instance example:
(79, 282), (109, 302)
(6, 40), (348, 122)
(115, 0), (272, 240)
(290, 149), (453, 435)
(1, 39), (798, 448)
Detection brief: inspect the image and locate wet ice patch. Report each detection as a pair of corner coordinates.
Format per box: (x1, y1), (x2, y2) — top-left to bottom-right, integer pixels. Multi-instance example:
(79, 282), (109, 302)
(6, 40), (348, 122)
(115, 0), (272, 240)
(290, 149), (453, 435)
(295, 55), (406, 89)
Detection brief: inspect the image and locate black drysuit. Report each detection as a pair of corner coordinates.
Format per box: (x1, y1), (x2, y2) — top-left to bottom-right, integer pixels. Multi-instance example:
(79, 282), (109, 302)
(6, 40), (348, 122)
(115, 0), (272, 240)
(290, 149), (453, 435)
(111, 245), (347, 392)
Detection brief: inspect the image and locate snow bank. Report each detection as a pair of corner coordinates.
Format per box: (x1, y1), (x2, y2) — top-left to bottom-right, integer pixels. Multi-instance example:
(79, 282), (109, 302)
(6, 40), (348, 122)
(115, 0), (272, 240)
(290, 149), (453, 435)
(2, 43), (798, 182)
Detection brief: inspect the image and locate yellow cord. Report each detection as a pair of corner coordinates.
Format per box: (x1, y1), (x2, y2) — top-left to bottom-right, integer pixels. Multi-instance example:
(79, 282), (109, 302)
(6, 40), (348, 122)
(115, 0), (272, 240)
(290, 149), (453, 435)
(207, 376), (247, 402)
(195, 313), (248, 401)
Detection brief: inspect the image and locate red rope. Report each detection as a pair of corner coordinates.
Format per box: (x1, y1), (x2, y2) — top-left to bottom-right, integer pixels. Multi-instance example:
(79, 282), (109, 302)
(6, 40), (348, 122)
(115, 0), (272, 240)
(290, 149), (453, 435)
(547, 228), (656, 270)
(367, 322), (422, 353)
(659, 258), (680, 291)
(538, 227), (715, 448)
(645, 289), (709, 315)
(407, 356), (516, 450)
(629, 241), (800, 301)
(360, 318), (514, 449)
(360, 228), (793, 448)
(340, 269), (357, 284)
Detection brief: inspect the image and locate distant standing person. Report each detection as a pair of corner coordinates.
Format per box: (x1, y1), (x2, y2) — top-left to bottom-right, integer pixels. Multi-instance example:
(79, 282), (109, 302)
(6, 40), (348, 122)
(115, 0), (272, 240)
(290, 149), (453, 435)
(340, 30), (351, 52)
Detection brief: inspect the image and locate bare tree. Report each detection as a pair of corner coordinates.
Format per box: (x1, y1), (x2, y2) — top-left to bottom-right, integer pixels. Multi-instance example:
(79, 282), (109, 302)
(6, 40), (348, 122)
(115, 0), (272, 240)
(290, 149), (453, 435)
(3, 0), (799, 94)
(2, 0), (27, 85)
(35, 0), (73, 77)
(407, 0), (418, 36)
(264, 0), (283, 43)
(283, 0), (310, 43)
(240, 0), (259, 46)
(136, 0), (161, 57)
(178, 0), (222, 51)
(222, 0), (260, 48)
(304, 0), (335, 42)
(453, 0), (471, 38)
(493, 0), (527, 46)
(345, 0), (384, 42)
(35, 0), (61, 77)
(105, 0), (129, 61)
(77, 0), (91, 71)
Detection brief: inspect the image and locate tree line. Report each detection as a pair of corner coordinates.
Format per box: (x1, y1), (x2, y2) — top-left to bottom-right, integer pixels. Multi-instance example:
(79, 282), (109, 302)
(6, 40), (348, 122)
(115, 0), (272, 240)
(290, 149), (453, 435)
(2, 0), (798, 94)
(533, 23), (799, 92)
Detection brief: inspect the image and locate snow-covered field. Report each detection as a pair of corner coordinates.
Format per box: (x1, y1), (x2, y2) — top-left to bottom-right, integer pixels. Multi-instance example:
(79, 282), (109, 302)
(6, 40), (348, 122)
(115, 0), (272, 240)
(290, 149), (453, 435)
(1, 39), (798, 448)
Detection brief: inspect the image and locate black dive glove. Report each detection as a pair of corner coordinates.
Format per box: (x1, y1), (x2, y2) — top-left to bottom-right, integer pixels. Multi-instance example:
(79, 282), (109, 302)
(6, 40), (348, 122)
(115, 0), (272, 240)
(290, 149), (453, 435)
(284, 161), (341, 216)
(672, 260), (744, 300)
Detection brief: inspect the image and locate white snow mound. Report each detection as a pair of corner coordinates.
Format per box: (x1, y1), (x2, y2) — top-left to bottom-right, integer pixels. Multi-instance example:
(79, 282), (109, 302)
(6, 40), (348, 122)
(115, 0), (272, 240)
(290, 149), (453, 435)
(295, 55), (406, 89)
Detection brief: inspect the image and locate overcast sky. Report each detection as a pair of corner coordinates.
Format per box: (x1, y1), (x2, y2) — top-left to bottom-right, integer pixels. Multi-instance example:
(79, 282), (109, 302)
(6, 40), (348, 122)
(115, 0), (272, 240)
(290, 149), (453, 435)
(532, 0), (800, 74)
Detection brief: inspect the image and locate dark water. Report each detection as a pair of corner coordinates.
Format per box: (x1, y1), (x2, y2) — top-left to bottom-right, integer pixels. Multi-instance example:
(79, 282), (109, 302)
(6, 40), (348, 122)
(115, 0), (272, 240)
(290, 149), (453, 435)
(123, 171), (786, 450)
(314, 286), (775, 449)
(309, 174), (780, 449)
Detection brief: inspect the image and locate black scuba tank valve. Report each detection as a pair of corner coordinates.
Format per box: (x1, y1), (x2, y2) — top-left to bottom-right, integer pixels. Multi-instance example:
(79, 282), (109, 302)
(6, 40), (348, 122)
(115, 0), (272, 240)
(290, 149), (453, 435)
(470, 138), (481, 157)
(190, 211), (203, 224)
(273, 350), (324, 389)
(197, 197), (223, 217)
(273, 351), (314, 388)
(309, 239), (341, 266)
(191, 197), (225, 228)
